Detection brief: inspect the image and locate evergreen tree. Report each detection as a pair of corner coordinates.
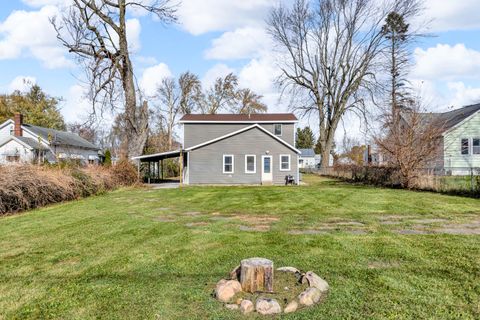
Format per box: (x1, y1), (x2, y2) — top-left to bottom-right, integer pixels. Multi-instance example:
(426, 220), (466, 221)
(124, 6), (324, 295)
(296, 126), (315, 149)
(104, 149), (112, 167)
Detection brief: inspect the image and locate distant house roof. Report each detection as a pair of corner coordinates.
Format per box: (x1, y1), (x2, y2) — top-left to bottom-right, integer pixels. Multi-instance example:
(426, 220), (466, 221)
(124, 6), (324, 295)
(299, 148), (315, 157)
(179, 113), (298, 123)
(407, 103), (480, 133)
(0, 135), (47, 150)
(23, 124), (99, 150)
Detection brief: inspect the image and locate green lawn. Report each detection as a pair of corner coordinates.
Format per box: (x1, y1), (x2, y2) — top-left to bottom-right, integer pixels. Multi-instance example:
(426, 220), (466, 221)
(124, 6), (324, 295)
(1, 175), (479, 319)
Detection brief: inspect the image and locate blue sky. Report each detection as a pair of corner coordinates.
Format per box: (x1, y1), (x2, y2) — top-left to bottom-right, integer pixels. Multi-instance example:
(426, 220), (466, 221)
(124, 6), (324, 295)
(1, 0), (480, 138)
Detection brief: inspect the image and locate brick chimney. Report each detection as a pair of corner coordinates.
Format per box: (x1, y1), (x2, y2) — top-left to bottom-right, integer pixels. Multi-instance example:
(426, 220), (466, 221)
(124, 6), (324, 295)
(14, 113), (23, 136)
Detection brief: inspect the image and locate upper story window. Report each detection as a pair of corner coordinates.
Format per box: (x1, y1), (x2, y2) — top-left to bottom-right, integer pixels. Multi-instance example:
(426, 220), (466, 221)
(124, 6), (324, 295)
(280, 154), (291, 171)
(461, 138), (469, 155)
(473, 138), (480, 155)
(274, 124), (282, 136)
(223, 155), (234, 174)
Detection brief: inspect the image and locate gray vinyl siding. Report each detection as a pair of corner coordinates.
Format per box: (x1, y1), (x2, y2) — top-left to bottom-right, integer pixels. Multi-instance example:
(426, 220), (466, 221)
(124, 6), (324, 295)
(188, 127), (298, 185)
(183, 123), (295, 148)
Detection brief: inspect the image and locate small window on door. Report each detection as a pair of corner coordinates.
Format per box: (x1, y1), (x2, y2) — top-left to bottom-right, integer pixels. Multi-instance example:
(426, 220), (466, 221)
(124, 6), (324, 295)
(223, 155), (234, 173)
(280, 154), (291, 171)
(245, 155), (256, 173)
(461, 138), (469, 155)
(274, 124), (282, 136)
(473, 138), (480, 155)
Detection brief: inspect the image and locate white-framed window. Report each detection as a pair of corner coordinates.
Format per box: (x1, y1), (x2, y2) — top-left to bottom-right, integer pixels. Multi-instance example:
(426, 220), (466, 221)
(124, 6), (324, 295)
(279, 154), (291, 171)
(223, 154), (234, 174)
(473, 138), (480, 155)
(245, 154), (256, 173)
(461, 138), (469, 155)
(274, 124), (282, 136)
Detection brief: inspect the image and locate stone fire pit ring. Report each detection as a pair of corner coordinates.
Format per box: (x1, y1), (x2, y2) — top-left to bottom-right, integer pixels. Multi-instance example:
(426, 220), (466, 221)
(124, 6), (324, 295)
(214, 257), (329, 315)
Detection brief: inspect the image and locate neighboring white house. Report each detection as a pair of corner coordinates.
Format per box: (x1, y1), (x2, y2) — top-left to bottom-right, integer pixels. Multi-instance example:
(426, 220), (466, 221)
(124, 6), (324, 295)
(366, 104), (480, 175)
(0, 114), (101, 165)
(299, 148), (317, 168)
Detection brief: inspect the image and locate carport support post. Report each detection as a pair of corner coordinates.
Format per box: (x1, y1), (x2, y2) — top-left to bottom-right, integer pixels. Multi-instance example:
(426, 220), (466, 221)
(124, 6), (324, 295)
(179, 151), (183, 187)
(137, 160), (140, 180)
(161, 159), (164, 180)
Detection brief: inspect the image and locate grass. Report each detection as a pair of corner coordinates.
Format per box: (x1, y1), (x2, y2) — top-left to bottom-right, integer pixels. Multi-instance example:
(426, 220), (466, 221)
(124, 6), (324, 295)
(0, 175), (479, 319)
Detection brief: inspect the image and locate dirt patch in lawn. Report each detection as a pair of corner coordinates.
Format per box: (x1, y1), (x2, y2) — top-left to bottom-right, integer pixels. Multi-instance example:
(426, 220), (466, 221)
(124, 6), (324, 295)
(238, 225), (270, 232)
(394, 229), (434, 235)
(182, 211), (202, 216)
(411, 219), (449, 224)
(154, 216), (176, 222)
(232, 214), (280, 224)
(287, 228), (368, 235)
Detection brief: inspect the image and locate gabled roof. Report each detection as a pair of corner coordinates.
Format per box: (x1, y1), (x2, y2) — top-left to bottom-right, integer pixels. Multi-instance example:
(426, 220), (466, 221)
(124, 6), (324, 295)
(299, 148), (315, 157)
(23, 124), (99, 150)
(179, 113), (298, 123)
(0, 135), (47, 150)
(185, 124), (301, 154)
(411, 103), (480, 133)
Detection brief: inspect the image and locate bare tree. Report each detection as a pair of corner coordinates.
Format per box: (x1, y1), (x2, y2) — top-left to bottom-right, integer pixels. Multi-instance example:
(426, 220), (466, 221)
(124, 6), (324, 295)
(154, 72), (202, 150)
(235, 89), (268, 115)
(52, 0), (176, 158)
(375, 97), (445, 188)
(267, 0), (421, 168)
(201, 73), (239, 114)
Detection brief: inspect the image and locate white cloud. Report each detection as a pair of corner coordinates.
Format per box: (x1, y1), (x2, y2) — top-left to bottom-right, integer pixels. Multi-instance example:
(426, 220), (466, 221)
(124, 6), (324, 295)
(8, 76), (37, 92)
(21, 0), (68, 7)
(0, 5), (72, 68)
(201, 63), (235, 88)
(412, 44), (480, 81)
(205, 27), (272, 60)
(62, 84), (92, 122)
(423, 0), (480, 31)
(447, 82), (480, 108)
(178, 0), (275, 35)
(139, 63), (172, 96)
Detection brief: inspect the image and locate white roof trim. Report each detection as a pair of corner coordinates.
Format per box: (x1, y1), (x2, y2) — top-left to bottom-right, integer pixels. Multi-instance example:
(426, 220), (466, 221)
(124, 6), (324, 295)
(179, 120), (298, 124)
(442, 108), (480, 136)
(0, 119), (14, 130)
(131, 149), (181, 160)
(0, 135), (34, 150)
(185, 124), (301, 154)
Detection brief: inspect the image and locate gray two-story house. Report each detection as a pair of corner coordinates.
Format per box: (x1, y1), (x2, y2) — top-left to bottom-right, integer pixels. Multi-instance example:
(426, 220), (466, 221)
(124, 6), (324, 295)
(134, 113), (300, 185)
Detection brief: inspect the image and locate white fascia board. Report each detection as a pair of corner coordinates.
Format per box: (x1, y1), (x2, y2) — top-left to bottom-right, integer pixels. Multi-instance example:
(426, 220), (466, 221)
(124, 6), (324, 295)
(0, 119), (14, 130)
(179, 120), (298, 124)
(185, 124), (301, 154)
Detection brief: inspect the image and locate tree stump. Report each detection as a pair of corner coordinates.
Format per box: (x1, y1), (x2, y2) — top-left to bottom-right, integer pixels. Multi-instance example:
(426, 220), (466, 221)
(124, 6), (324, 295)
(240, 258), (274, 293)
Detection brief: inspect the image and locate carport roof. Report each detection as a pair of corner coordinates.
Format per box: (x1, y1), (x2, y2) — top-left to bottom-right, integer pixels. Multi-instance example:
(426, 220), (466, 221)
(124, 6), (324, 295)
(131, 149), (181, 162)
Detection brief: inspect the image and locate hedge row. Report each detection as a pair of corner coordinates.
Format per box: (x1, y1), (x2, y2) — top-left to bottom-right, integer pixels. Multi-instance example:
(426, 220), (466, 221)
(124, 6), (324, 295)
(0, 160), (138, 215)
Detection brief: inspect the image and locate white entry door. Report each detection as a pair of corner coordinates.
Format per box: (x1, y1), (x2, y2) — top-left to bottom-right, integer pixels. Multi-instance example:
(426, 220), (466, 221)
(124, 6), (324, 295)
(261, 155), (273, 184)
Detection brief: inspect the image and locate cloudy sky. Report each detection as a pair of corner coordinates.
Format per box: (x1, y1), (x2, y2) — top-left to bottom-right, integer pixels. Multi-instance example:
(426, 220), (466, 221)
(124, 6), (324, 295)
(1, 0), (480, 138)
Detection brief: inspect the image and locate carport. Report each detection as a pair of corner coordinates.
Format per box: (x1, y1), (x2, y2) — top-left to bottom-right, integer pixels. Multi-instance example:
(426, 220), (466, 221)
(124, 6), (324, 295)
(132, 150), (186, 184)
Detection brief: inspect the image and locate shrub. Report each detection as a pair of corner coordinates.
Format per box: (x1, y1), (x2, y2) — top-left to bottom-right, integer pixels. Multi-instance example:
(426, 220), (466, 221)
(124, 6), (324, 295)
(0, 162), (138, 216)
(111, 160), (139, 186)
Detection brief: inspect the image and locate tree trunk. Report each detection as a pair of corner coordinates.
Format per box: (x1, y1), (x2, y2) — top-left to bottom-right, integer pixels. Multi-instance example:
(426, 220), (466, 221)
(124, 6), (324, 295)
(119, 0), (148, 159)
(240, 258), (274, 293)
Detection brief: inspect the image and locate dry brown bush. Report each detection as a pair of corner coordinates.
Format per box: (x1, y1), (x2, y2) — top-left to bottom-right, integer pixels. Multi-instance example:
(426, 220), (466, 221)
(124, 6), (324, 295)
(111, 160), (139, 186)
(0, 163), (138, 215)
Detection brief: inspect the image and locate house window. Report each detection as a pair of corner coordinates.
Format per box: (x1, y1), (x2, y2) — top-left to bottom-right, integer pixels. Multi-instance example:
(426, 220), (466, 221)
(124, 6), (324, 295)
(274, 124), (282, 136)
(223, 155), (234, 174)
(280, 154), (291, 171)
(6, 155), (20, 162)
(473, 138), (480, 155)
(461, 138), (469, 155)
(245, 155), (256, 173)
